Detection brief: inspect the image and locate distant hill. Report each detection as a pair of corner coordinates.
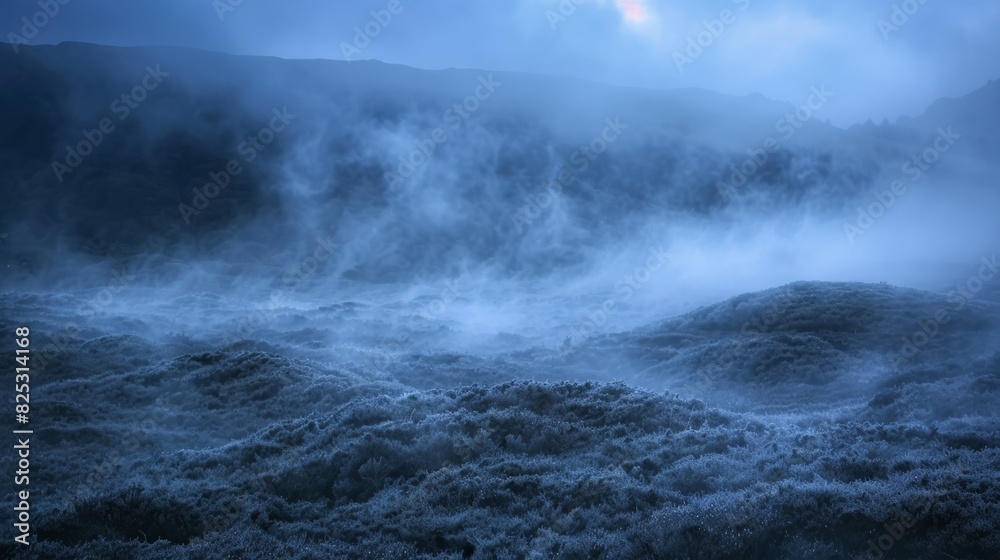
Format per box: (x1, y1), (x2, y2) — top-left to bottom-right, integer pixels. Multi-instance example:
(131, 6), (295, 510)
(850, 79), (1000, 156)
(0, 43), (993, 285)
(0, 42), (886, 279)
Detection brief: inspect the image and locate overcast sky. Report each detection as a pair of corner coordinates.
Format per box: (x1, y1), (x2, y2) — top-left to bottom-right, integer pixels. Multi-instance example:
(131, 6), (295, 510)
(3, 0), (998, 126)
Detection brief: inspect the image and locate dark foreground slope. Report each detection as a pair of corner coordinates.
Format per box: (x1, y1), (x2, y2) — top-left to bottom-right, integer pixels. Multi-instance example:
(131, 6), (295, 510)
(1, 281), (998, 559)
(4, 381), (998, 559)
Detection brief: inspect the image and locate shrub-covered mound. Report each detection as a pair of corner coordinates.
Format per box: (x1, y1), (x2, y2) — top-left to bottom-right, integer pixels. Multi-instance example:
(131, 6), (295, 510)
(556, 281), (1000, 410)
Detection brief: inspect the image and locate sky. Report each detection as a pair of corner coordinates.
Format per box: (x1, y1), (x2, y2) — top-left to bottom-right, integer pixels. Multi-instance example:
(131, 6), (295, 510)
(2, 0), (999, 126)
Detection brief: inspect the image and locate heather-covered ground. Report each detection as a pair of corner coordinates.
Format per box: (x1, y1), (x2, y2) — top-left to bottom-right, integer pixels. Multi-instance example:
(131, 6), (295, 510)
(2, 281), (998, 559)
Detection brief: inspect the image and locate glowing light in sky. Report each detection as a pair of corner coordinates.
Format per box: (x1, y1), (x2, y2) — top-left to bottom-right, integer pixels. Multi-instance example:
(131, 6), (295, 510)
(617, 0), (648, 23)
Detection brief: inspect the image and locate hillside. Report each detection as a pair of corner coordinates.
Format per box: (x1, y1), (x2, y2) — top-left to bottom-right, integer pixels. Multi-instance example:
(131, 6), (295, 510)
(2, 281), (999, 559)
(0, 42), (893, 284)
(1, 41), (998, 559)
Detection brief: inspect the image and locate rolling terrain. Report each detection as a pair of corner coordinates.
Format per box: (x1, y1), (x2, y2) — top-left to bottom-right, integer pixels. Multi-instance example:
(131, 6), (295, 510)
(1, 42), (998, 558)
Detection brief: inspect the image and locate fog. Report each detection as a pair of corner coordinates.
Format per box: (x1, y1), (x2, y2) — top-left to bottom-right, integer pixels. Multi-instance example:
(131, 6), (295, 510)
(3, 43), (996, 351)
(1, 11), (998, 557)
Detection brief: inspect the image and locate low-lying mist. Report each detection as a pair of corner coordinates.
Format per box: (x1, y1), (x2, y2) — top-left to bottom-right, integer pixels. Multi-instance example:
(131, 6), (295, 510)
(0, 42), (995, 373)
